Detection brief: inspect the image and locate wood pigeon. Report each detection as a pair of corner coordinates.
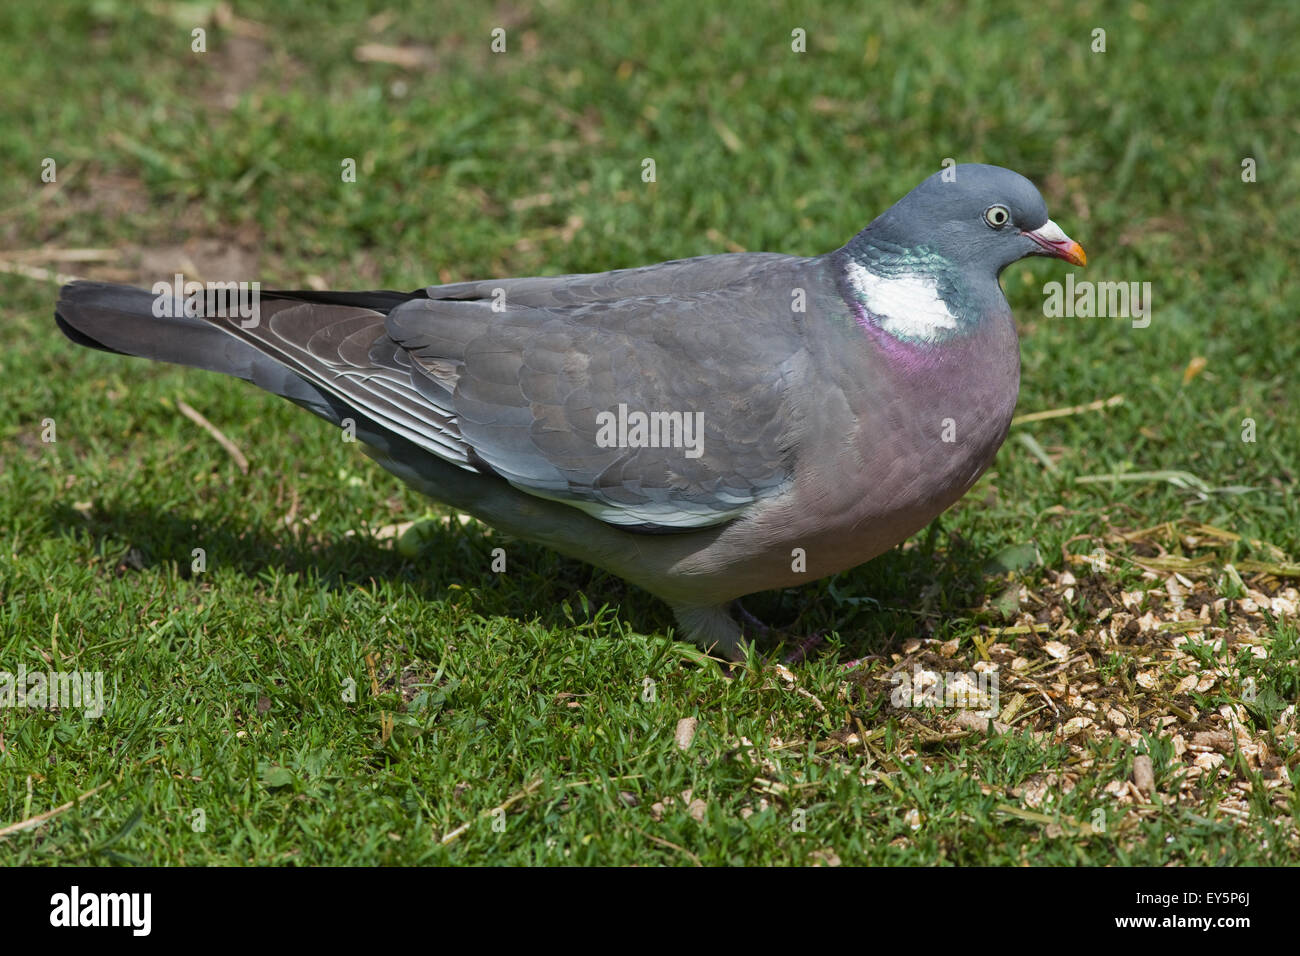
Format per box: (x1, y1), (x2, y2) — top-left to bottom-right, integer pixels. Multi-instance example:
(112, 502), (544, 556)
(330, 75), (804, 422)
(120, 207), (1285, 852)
(54, 163), (1085, 659)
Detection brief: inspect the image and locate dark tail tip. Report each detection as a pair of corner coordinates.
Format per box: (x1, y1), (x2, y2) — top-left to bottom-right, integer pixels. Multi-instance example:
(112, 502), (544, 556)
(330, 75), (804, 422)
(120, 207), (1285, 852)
(54, 281), (140, 354)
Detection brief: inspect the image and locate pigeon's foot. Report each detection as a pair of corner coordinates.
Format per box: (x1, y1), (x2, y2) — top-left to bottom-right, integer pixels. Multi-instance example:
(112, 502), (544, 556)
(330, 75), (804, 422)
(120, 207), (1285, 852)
(671, 603), (749, 662)
(782, 631), (828, 665)
(672, 602), (827, 666)
(732, 601), (828, 665)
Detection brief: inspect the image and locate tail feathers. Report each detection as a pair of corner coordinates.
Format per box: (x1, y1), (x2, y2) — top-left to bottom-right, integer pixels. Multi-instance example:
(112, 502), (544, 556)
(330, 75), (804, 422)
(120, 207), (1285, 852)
(56, 281), (265, 378)
(54, 280), (341, 421)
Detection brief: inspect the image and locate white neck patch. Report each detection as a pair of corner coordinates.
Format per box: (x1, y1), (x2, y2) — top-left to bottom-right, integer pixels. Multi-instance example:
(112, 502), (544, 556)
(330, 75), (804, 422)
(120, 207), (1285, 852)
(844, 259), (959, 341)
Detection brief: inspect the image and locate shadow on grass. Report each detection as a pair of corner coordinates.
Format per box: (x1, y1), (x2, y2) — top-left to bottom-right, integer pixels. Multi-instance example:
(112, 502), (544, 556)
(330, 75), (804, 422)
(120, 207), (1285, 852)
(740, 521), (995, 659)
(49, 502), (995, 663)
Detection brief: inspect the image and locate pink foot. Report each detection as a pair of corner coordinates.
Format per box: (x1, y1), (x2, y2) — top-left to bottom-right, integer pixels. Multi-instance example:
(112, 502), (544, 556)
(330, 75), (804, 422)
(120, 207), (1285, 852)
(783, 631), (827, 665)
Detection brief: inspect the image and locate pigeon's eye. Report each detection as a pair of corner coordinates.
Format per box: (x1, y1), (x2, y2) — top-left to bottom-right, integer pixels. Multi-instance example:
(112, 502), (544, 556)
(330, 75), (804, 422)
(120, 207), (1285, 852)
(983, 205), (1011, 229)
(977, 204), (1008, 228)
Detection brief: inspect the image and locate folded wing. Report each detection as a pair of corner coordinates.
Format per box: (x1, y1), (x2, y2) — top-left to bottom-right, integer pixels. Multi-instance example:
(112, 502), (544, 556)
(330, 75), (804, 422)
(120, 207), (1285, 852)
(213, 253), (807, 530)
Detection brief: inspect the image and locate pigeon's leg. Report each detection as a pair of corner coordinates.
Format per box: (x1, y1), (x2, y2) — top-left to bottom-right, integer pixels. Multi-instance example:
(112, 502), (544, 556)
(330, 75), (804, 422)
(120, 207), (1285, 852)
(732, 600), (772, 639)
(838, 655), (884, 673)
(671, 603), (748, 661)
(733, 601), (828, 665)
(782, 631), (827, 665)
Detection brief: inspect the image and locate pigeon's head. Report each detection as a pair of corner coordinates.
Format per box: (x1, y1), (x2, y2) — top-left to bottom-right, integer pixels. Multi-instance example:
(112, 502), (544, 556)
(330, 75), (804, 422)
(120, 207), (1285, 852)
(867, 164), (1086, 276)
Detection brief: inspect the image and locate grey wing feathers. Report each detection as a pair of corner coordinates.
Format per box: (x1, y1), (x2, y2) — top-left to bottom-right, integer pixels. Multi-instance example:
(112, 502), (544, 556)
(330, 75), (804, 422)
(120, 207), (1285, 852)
(401, 252), (808, 528)
(424, 252), (795, 306)
(212, 301), (473, 466)
(217, 252), (810, 530)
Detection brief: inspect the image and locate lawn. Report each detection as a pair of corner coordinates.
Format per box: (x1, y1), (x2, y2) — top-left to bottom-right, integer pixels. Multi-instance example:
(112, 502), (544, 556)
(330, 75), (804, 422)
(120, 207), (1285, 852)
(0, 0), (1296, 864)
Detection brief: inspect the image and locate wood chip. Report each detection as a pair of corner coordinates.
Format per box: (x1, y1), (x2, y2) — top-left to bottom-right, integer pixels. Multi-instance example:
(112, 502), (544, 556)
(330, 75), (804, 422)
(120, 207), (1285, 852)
(1044, 640), (1070, 660)
(1132, 754), (1156, 796)
(674, 717), (697, 751)
(1189, 729), (1234, 753)
(951, 710), (1008, 734)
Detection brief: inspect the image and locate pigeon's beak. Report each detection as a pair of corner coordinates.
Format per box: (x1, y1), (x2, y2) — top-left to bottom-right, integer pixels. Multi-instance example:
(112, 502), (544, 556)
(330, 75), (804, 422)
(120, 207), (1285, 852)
(1024, 220), (1087, 267)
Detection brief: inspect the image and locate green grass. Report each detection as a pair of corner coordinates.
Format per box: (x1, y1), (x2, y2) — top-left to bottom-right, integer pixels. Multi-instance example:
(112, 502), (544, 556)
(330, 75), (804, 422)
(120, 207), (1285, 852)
(0, 0), (1297, 864)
